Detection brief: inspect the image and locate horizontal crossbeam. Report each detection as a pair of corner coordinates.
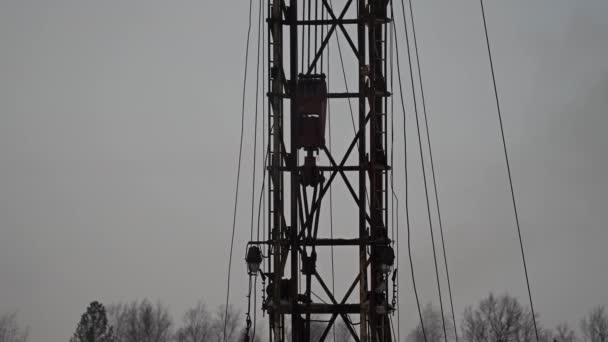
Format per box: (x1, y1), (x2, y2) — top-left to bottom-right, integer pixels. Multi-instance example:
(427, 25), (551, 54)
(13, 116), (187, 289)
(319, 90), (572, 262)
(267, 18), (361, 25)
(267, 91), (392, 98)
(249, 237), (391, 246)
(274, 303), (364, 314)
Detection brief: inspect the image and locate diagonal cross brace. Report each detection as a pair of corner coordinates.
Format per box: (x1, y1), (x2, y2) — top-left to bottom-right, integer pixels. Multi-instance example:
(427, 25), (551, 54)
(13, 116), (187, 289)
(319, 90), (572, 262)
(299, 111), (372, 239)
(322, 146), (371, 223)
(305, 0), (356, 74)
(315, 258), (371, 341)
(321, 0), (358, 57)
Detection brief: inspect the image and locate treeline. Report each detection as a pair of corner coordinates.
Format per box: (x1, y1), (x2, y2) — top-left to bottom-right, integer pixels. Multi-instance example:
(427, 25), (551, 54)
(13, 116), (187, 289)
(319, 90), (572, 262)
(408, 293), (606, 342)
(66, 300), (352, 342)
(70, 300), (256, 342)
(1, 293), (607, 342)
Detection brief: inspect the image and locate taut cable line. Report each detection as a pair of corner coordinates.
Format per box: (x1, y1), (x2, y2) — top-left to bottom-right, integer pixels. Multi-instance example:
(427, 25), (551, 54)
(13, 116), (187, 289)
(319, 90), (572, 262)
(398, 0), (449, 340)
(391, 0), (428, 340)
(406, 0), (460, 340)
(250, 1), (264, 339)
(223, 0), (254, 339)
(478, 2), (540, 342)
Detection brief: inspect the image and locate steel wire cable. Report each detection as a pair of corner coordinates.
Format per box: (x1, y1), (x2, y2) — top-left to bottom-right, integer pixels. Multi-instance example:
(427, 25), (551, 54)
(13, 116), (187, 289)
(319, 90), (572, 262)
(388, 7), (401, 341)
(406, 0), (460, 340)
(311, 291), (329, 304)
(389, 315), (398, 342)
(314, 0), (319, 73)
(223, 0), (254, 339)
(330, 0), (357, 139)
(397, 1), (449, 340)
(261, 0), (267, 259)
(321, 3), (325, 73)
(252, 145), (270, 342)
(250, 0), (263, 244)
(250, 1), (264, 340)
(478, 2), (540, 342)
(390, 1), (427, 340)
(308, 0), (312, 67)
(302, 2), (306, 72)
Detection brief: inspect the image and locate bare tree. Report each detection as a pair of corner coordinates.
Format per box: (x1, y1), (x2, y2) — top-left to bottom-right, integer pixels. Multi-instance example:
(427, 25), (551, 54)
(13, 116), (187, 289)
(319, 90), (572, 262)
(408, 303), (455, 342)
(175, 301), (213, 342)
(539, 328), (554, 342)
(0, 312), (28, 342)
(580, 306), (608, 342)
(107, 299), (172, 342)
(461, 293), (538, 342)
(210, 305), (242, 342)
(555, 323), (576, 342)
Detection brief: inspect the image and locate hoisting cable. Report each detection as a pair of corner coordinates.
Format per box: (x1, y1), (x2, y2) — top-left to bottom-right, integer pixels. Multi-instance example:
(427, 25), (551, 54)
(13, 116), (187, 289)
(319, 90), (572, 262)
(478, 2), (540, 342)
(301, 3), (305, 72)
(320, 3), (325, 73)
(389, 315), (398, 342)
(388, 7), (401, 341)
(249, 1), (264, 340)
(399, 0), (449, 338)
(245, 276), (253, 340)
(307, 0), (312, 68)
(252, 139), (271, 340)
(223, 0), (254, 339)
(390, 1), (427, 341)
(252, 146), (270, 341)
(261, 0), (267, 316)
(407, 0), (459, 340)
(249, 0), (263, 245)
(330, 0), (358, 143)
(314, 0), (319, 73)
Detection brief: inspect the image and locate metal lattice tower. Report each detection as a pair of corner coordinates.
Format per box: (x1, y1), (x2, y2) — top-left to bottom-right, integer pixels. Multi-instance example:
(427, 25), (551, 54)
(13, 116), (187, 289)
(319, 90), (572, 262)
(248, 1), (394, 341)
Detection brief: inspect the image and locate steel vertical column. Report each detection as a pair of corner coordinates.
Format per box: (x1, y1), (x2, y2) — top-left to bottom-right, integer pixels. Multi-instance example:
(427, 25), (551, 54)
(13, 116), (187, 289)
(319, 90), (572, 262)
(369, 1), (391, 340)
(357, 0), (369, 340)
(269, 0), (284, 340)
(289, 1), (300, 341)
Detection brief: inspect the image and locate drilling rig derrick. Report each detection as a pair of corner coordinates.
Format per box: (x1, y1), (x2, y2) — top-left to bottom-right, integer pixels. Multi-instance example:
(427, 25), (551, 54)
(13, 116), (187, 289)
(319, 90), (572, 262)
(246, 1), (395, 341)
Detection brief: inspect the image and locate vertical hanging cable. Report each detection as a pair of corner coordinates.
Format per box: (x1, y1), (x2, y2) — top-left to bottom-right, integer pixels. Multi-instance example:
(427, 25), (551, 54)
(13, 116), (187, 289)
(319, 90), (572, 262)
(320, 1), (325, 74)
(307, 0), (312, 68)
(399, 0), (449, 340)
(301, 1), (306, 72)
(478, 2), (540, 342)
(407, 0), (460, 340)
(261, 0), (267, 293)
(328, 0), (357, 140)
(250, 0), (264, 339)
(265, 1), (272, 338)
(390, 0), (427, 340)
(388, 5), (401, 341)
(223, 0), (254, 339)
(250, 0), (263, 244)
(314, 0), (323, 74)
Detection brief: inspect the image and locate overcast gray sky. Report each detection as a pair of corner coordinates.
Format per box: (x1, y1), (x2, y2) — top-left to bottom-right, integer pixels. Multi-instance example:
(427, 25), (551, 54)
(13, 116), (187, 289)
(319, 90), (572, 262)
(1, 1), (607, 341)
